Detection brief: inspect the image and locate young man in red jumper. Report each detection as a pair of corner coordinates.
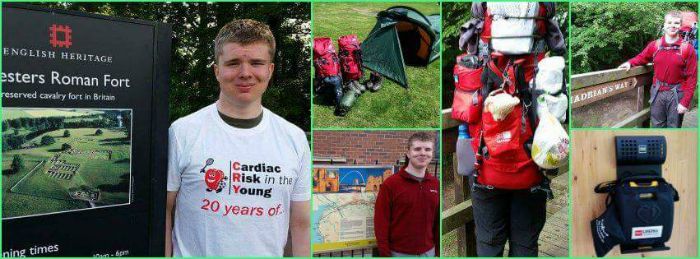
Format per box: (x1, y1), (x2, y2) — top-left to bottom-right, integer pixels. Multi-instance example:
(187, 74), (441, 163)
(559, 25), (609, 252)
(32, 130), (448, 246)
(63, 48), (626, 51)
(619, 11), (697, 128)
(374, 132), (440, 257)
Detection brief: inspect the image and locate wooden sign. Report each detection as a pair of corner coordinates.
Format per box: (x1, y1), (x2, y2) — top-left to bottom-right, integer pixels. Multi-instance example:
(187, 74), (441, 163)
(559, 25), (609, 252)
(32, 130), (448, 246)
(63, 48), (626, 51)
(2, 4), (171, 256)
(571, 77), (637, 108)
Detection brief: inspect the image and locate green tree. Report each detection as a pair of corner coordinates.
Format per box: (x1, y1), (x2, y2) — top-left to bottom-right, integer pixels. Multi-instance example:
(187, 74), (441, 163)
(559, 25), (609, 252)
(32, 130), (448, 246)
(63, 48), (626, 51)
(11, 155), (24, 173)
(571, 2), (696, 74)
(95, 129), (104, 135)
(40, 2), (311, 131)
(120, 111), (131, 139)
(62, 143), (72, 151)
(63, 130), (70, 137)
(41, 135), (56, 146)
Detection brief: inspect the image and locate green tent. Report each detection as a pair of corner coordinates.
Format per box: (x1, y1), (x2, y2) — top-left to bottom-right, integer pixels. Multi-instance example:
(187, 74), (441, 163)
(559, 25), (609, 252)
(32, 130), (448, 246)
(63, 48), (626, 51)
(361, 6), (440, 88)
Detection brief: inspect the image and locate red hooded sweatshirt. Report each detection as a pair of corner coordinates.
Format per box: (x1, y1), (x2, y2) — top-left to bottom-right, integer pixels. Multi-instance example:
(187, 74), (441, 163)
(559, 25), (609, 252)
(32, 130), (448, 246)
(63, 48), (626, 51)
(373, 167), (439, 256)
(628, 37), (697, 108)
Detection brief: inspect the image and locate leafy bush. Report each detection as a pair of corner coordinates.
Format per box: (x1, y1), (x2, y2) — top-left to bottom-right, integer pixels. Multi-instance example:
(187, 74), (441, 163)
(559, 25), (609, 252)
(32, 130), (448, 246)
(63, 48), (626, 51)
(571, 2), (696, 74)
(41, 135), (56, 146)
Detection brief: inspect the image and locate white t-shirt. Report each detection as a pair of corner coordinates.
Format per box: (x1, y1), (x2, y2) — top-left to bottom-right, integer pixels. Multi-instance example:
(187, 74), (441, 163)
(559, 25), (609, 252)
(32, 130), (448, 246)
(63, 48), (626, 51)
(167, 103), (311, 256)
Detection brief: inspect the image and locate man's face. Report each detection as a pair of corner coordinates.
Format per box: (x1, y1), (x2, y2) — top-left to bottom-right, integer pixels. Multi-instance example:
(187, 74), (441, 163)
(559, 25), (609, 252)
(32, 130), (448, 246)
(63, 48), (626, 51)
(407, 140), (434, 170)
(214, 41), (274, 106)
(664, 16), (682, 37)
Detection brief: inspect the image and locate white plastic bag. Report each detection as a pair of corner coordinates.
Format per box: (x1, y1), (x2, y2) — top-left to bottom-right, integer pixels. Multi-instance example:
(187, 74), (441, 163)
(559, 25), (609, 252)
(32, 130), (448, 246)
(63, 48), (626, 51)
(536, 93), (568, 122)
(532, 111), (569, 169)
(535, 56), (565, 94)
(488, 2), (539, 54)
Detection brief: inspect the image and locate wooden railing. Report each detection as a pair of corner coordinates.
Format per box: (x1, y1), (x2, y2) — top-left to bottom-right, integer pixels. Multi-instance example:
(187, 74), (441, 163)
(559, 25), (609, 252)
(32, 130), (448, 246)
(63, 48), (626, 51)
(571, 65), (653, 128)
(440, 109), (476, 256)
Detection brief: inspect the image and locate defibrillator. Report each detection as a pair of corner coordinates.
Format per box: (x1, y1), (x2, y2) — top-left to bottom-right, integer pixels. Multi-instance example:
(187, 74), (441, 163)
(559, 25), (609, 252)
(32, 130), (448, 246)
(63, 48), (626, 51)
(591, 136), (679, 257)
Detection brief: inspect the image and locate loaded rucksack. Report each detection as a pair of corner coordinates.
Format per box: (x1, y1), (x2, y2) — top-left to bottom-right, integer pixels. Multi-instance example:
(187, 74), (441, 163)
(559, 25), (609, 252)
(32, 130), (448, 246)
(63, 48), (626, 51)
(452, 2), (565, 191)
(680, 11), (697, 46)
(313, 37), (343, 106)
(313, 37), (341, 78)
(474, 55), (545, 190)
(338, 34), (363, 81)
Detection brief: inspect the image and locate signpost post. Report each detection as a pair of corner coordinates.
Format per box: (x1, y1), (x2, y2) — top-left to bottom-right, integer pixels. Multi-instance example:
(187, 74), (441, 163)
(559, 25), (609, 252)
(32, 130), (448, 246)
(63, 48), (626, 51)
(2, 4), (171, 256)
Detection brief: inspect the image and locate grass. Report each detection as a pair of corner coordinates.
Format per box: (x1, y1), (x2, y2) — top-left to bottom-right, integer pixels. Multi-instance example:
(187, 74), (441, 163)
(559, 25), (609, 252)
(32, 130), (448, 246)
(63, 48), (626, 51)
(2, 157), (87, 218)
(3, 127), (130, 218)
(313, 2), (441, 128)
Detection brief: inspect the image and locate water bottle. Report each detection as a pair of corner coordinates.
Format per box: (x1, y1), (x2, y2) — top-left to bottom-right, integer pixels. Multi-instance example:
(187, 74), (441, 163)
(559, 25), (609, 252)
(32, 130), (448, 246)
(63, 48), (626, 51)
(456, 124), (476, 176)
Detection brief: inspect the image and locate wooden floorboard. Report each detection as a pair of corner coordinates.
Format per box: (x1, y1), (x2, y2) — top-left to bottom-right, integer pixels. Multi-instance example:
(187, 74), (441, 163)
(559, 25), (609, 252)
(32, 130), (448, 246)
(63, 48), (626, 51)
(504, 171), (569, 257)
(539, 172), (569, 257)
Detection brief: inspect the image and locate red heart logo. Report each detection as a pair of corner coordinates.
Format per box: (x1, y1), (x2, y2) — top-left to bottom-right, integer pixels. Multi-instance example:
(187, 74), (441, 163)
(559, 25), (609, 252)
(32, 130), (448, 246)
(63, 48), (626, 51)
(205, 169), (224, 190)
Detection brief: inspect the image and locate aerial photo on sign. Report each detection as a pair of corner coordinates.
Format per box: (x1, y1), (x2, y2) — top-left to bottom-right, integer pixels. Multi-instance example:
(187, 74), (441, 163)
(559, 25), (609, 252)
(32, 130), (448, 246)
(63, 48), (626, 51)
(312, 165), (393, 252)
(2, 108), (132, 219)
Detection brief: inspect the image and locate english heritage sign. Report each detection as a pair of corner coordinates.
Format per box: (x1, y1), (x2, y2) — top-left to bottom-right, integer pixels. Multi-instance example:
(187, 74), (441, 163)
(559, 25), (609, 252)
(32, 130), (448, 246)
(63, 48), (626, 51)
(2, 4), (170, 256)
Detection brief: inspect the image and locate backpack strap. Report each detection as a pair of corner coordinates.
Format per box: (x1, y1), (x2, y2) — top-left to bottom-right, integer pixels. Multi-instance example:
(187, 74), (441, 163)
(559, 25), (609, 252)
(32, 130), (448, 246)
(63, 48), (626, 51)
(652, 39), (663, 60)
(680, 41), (690, 61)
(653, 38), (690, 67)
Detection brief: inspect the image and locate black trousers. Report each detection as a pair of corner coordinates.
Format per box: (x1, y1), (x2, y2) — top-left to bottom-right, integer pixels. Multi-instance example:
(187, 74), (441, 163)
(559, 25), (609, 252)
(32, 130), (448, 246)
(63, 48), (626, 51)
(469, 177), (547, 257)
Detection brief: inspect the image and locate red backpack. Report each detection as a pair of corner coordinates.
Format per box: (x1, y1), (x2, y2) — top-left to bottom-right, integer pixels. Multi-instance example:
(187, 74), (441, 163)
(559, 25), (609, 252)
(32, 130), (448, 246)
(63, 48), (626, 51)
(450, 2), (557, 190)
(338, 35), (363, 81)
(472, 55), (544, 190)
(313, 37), (341, 78)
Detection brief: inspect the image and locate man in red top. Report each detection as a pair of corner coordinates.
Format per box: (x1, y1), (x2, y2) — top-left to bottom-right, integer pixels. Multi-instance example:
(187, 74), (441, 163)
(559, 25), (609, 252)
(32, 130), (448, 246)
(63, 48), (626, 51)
(374, 132), (439, 257)
(619, 11), (698, 128)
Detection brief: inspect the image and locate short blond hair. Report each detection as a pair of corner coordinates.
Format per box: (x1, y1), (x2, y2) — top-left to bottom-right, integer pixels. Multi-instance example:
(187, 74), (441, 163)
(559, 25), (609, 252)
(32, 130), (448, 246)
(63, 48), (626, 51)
(665, 11), (683, 23)
(214, 19), (276, 63)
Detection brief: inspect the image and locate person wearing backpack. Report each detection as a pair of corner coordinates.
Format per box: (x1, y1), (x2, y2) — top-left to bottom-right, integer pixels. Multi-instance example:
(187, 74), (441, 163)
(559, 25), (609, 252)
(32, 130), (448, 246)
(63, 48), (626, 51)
(454, 2), (566, 256)
(619, 11), (698, 128)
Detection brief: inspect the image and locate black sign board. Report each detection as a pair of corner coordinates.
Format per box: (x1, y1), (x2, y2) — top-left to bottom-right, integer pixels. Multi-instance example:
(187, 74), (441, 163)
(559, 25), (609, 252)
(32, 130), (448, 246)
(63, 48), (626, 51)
(2, 4), (170, 256)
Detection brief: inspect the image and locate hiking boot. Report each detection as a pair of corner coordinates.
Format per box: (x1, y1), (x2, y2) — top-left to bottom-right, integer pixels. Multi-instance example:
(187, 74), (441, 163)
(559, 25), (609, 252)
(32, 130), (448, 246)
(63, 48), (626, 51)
(367, 72), (383, 92)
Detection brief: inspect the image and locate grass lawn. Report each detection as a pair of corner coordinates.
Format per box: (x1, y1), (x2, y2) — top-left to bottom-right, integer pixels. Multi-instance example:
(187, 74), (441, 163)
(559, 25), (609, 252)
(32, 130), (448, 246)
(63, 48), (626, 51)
(313, 2), (441, 128)
(2, 157), (86, 218)
(3, 127), (130, 218)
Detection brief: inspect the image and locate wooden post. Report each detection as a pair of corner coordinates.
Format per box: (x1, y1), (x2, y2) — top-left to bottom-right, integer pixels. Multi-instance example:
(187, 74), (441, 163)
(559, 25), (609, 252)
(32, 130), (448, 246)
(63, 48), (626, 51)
(636, 84), (644, 111)
(462, 173), (477, 256)
(452, 154), (466, 256)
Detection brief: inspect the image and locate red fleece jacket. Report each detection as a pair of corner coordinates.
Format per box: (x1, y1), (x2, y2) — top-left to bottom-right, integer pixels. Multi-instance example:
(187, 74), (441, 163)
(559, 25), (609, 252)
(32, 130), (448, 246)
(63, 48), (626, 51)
(628, 37), (698, 108)
(373, 167), (440, 257)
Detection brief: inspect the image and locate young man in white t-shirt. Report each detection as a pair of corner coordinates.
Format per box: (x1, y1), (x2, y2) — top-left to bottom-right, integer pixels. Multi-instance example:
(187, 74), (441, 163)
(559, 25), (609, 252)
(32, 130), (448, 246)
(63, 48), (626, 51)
(165, 19), (311, 257)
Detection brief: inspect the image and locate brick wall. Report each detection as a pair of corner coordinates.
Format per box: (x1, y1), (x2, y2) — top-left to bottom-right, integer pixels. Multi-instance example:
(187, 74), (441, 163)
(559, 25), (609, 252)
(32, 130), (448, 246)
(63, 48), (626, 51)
(313, 130), (439, 167)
